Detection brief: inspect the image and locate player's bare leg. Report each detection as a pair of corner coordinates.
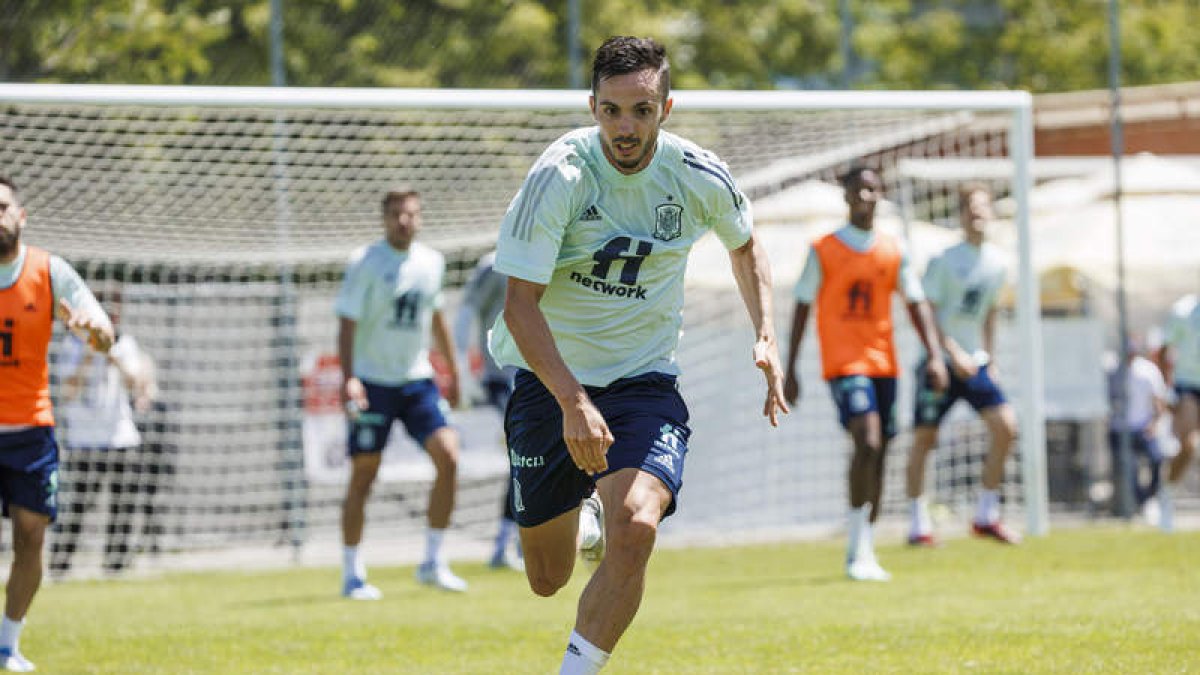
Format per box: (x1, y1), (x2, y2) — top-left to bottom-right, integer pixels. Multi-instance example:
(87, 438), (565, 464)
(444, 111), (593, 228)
(574, 468), (669, 651)
(1167, 393), (1199, 483)
(417, 427), (467, 591)
(0, 507), (48, 671)
(518, 507), (581, 598)
(907, 426), (939, 546)
(973, 404), (1020, 544)
(846, 414), (890, 581)
(341, 453), (383, 599)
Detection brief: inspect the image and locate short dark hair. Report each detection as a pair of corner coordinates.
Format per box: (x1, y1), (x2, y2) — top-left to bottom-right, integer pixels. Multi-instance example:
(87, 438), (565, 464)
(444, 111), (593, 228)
(958, 181), (992, 210)
(838, 165), (881, 190)
(381, 188), (419, 212)
(591, 36), (670, 102)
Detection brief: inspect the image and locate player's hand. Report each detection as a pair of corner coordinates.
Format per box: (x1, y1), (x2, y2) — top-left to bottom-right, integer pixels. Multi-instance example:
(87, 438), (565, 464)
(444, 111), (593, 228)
(949, 353), (978, 380)
(57, 299), (113, 353)
(926, 358), (950, 392)
(561, 395), (613, 475)
(783, 370), (801, 406)
(753, 338), (790, 427)
(342, 376), (369, 420)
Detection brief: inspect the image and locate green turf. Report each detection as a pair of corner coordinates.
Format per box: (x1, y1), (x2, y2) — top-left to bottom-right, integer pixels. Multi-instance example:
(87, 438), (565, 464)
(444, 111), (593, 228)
(28, 526), (1200, 673)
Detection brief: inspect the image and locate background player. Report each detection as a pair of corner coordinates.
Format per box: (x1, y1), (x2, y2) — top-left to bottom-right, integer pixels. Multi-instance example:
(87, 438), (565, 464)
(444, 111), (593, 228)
(336, 188), (466, 598)
(905, 183), (1020, 546)
(783, 166), (947, 582)
(454, 250), (523, 571)
(0, 174), (114, 672)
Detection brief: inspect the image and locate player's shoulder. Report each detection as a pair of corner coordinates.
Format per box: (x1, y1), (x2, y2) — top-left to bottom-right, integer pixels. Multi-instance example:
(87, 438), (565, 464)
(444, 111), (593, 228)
(662, 132), (739, 192)
(531, 128), (593, 181)
(409, 241), (446, 267)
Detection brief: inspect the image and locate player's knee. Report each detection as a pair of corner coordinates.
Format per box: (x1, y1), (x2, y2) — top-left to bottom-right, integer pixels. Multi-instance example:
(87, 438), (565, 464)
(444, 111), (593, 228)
(608, 510), (658, 563)
(526, 569), (570, 597)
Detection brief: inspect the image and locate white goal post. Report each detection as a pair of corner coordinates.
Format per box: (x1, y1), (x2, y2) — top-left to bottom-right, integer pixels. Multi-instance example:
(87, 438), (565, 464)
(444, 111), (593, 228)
(0, 84), (1044, 573)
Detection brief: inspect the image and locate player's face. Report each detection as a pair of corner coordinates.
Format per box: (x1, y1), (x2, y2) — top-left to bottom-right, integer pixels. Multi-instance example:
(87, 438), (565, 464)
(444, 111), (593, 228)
(960, 189), (993, 238)
(844, 171), (883, 225)
(0, 184), (25, 261)
(383, 196), (421, 250)
(590, 69), (673, 175)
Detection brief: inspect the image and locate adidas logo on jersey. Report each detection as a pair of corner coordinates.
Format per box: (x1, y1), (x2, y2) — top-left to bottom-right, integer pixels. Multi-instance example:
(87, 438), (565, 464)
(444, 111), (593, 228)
(580, 205), (601, 221)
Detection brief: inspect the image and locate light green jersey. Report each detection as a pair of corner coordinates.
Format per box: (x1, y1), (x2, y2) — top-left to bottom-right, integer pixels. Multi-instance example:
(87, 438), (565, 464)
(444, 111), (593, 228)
(488, 127), (753, 387)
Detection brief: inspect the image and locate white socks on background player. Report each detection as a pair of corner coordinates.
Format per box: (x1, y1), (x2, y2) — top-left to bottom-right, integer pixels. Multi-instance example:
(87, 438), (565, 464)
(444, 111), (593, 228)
(343, 545), (368, 584)
(976, 488), (1000, 525)
(559, 630), (610, 675)
(0, 616), (24, 655)
(847, 504), (876, 564)
(909, 496), (933, 537)
(424, 527), (446, 567)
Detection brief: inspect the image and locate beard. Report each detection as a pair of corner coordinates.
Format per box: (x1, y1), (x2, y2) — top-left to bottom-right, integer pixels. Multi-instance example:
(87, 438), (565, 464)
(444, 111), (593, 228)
(0, 229), (18, 259)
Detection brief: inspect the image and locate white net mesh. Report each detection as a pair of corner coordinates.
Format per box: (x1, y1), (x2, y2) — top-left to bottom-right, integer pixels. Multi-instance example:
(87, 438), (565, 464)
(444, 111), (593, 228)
(0, 90), (1043, 573)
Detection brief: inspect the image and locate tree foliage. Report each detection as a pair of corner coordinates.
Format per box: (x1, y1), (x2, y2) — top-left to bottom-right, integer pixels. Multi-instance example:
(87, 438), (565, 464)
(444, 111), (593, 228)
(2, 0), (1198, 92)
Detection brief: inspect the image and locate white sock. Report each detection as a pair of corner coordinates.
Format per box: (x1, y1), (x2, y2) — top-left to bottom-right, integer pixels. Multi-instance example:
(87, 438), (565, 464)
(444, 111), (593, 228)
(559, 630), (610, 675)
(496, 518), (517, 553)
(578, 508), (601, 550)
(425, 528), (446, 566)
(343, 546), (366, 582)
(976, 489), (1000, 525)
(847, 504), (874, 564)
(1160, 482), (1176, 532)
(0, 616), (23, 652)
(909, 497), (932, 536)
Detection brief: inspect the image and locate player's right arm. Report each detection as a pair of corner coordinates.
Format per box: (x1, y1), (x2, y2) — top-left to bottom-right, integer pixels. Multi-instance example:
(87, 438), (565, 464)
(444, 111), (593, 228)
(334, 249), (370, 416)
(784, 247), (820, 405)
(504, 278), (612, 475)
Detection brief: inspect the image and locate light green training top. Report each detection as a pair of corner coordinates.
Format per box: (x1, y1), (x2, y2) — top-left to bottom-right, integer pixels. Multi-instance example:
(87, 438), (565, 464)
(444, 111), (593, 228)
(488, 127), (753, 387)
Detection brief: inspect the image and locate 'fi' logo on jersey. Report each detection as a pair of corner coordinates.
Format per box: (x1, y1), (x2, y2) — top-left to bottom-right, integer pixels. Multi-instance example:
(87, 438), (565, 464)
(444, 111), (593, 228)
(653, 203), (683, 241)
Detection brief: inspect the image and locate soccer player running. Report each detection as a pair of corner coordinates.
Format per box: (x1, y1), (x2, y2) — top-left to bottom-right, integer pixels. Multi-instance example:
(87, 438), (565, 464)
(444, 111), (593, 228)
(1161, 292), (1200, 529)
(336, 188), (466, 598)
(0, 175), (114, 672)
(453, 250), (523, 571)
(489, 37), (787, 674)
(905, 183), (1020, 547)
(783, 167), (947, 582)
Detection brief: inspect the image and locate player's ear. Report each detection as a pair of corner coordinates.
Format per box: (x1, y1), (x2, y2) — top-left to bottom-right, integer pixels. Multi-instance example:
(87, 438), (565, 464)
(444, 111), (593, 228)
(588, 95), (597, 119)
(660, 97), (673, 123)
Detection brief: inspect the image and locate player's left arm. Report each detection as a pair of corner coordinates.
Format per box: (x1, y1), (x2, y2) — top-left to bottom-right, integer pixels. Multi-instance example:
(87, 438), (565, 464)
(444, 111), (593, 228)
(729, 231), (789, 427)
(430, 308), (461, 409)
(50, 256), (113, 354)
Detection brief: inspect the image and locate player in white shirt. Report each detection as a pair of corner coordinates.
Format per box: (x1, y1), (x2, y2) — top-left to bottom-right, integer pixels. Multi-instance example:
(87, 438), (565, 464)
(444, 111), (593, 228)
(490, 37), (787, 674)
(454, 251), (524, 571)
(906, 184), (1021, 546)
(335, 189), (465, 598)
(1161, 294), (1200, 527)
(51, 289), (156, 577)
(1106, 336), (1170, 522)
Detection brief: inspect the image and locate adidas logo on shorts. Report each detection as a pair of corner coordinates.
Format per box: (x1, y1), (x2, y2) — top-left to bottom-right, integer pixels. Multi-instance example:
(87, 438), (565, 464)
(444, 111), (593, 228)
(580, 205), (601, 221)
(653, 454), (674, 471)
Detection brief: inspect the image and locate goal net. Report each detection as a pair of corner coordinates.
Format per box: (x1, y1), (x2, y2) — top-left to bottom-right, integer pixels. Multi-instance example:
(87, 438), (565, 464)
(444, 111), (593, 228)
(0, 85), (1044, 573)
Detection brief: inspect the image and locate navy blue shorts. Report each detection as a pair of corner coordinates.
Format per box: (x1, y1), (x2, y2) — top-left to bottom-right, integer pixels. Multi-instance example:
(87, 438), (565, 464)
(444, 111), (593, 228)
(1175, 385), (1200, 404)
(505, 369), (691, 528)
(347, 378), (449, 454)
(0, 427), (61, 521)
(913, 358), (1007, 427)
(828, 375), (899, 439)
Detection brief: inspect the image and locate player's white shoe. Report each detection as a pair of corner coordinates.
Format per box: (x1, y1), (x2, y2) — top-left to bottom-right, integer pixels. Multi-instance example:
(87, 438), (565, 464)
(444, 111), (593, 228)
(846, 557), (892, 582)
(342, 577), (383, 600)
(0, 647), (35, 672)
(416, 562), (468, 592)
(579, 493), (606, 566)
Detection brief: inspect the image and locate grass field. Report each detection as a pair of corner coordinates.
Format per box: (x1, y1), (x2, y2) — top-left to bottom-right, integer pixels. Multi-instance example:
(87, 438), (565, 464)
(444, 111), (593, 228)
(27, 526), (1200, 673)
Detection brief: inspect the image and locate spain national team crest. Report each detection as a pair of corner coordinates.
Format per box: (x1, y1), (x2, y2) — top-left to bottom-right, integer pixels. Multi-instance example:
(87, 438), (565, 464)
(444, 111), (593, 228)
(653, 203), (684, 241)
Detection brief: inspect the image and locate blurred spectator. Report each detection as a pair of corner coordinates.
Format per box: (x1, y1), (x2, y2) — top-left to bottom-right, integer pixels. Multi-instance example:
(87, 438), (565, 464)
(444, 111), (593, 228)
(1106, 335), (1170, 525)
(50, 291), (156, 576)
